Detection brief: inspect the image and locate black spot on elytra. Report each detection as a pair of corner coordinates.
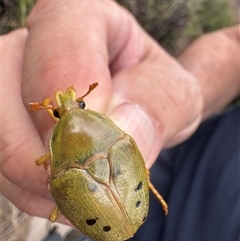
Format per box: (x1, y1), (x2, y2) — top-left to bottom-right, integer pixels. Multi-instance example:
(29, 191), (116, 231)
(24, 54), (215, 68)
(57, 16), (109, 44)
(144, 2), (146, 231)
(103, 226), (111, 232)
(135, 181), (143, 192)
(88, 183), (98, 192)
(136, 200), (142, 208)
(113, 168), (121, 177)
(142, 216), (146, 222)
(86, 218), (98, 226)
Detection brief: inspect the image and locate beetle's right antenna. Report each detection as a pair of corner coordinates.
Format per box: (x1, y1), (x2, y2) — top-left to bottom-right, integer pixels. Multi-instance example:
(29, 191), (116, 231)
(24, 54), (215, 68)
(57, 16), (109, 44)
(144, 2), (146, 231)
(76, 82), (98, 102)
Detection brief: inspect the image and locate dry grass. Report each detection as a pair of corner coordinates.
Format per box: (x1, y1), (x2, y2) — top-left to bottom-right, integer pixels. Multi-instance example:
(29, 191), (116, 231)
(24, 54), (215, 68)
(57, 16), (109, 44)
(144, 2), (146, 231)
(1, 0), (36, 34)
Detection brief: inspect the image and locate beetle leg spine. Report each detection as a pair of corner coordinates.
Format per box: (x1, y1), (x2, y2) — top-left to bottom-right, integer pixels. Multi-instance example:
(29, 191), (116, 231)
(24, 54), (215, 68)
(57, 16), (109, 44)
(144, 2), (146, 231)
(147, 170), (168, 215)
(49, 206), (62, 223)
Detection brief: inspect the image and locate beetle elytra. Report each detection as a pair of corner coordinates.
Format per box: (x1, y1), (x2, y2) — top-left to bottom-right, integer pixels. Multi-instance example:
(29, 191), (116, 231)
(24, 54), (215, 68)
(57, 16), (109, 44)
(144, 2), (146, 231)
(29, 83), (168, 241)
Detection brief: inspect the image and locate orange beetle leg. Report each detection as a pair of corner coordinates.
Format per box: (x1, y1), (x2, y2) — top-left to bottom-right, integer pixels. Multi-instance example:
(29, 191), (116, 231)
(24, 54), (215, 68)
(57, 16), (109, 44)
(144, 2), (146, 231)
(147, 169), (168, 215)
(29, 98), (58, 122)
(76, 82), (98, 102)
(35, 153), (49, 166)
(49, 206), (62, 223)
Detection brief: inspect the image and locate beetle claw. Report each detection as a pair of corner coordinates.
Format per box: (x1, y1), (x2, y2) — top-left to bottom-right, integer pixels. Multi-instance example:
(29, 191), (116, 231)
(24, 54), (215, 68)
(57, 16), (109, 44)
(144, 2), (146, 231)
(35, 153), (50, 166)
(49, 206), (62, 223)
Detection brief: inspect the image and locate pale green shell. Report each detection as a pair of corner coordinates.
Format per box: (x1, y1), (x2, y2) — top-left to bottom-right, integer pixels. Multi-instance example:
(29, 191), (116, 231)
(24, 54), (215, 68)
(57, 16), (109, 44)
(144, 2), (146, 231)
(49, 108), (149, 241)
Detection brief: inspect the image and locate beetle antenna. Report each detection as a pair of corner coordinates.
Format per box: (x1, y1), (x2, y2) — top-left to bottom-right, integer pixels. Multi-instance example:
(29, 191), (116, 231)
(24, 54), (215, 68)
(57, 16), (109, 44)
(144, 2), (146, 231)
(29, 98), (59, 122)
(29, 102), (54, 111)
(76, 82), (98, 101)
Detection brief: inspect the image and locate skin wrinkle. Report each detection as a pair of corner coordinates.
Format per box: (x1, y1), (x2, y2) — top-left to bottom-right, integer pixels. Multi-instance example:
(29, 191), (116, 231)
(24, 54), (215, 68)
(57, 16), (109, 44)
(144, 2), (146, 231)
(122, 58), (200, 141)
(1, 174), (55, 217)
(106, 2), (131, 63)
(26, 51), (109, 87)
(153, 50), (199, 113)
(147, 42), (201, 127)
(2, 147), (47, 195)
(26, 54), (84, 86)
(1, 131), (26, 168)
(1, 104), (48, 195)
(109, 14), (146, 74)
(109, 34), (185, 134)
(178, 26), (239, 119)
(221, 26), (240, 46)
(22, 42), (95, 87)
(26, 6), (109, 62)
(2, 30), (44, 188)
(23, 55), (111, 113)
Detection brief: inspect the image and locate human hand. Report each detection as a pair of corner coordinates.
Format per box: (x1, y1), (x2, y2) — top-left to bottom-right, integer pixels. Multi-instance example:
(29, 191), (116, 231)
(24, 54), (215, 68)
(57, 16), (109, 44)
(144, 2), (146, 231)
(2, 0), (239, 222)
(21, 0), (202, 163)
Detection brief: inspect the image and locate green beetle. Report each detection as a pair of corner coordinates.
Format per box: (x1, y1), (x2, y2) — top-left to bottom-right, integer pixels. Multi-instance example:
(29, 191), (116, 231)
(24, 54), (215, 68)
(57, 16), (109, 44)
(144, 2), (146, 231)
(30, 83), (168, 241)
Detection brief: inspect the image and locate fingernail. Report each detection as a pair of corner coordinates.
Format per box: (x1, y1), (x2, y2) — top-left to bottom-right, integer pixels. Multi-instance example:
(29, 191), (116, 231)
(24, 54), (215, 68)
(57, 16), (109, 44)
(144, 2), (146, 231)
(108, 104), (156, 166)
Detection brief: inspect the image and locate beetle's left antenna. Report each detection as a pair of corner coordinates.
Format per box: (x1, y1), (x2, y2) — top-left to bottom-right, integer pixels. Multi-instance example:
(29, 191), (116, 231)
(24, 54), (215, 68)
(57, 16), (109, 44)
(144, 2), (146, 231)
(29, 98), (54, 111)
(29, 98), (58, 121)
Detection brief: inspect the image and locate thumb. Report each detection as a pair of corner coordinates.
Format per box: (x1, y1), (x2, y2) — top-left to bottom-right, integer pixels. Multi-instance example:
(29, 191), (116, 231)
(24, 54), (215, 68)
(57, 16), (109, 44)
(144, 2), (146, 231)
(107, 45), (202, 168)
(108, 103), (157, 169)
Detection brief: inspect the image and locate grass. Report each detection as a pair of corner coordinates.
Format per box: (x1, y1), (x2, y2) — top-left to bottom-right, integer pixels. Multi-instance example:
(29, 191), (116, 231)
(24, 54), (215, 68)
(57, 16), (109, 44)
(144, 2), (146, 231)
(1, 0), (36, 34)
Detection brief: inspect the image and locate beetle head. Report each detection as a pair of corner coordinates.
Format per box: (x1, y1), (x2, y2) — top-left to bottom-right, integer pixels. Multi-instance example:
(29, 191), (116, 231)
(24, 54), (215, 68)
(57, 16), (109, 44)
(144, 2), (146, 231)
(54, 83), (98, 118)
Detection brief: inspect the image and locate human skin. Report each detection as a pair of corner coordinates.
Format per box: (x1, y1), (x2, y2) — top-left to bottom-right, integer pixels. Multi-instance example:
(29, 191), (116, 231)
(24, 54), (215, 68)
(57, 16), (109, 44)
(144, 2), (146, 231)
(1, 0), (239, 222)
